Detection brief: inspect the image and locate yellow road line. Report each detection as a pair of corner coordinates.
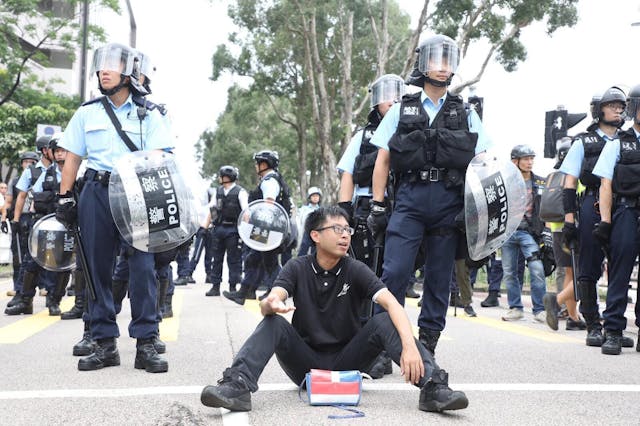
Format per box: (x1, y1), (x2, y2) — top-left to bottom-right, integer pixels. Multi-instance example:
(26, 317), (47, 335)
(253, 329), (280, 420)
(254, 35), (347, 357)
(0, 297), (74, 344)
(159, 290), (183, 342)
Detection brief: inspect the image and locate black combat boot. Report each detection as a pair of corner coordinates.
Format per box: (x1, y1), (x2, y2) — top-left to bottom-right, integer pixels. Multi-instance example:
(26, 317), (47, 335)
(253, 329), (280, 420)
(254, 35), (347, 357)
(5, 270), (38, 315)
(406, 282), (420, 299)
(223, 285), (249, 305)
(6, 292), (22, 308)
(48, 272), (70, 316)
(419, 369), (469, 412)
(135, 338), (168, 373)
(601, 330), (622, 355)
(61, 270), (85, 320)
(112, 279), (128, 315)
(201, 368), (252, 411)
(78, 337), (120, 370)
(418, 328), (441, 356)
(152, 334), (166, 354)
(366, 351), (393, 379)
(162, 294), (173, 318)
(480, 291), (500, 307)
(73, 322), (96, 356)
(206, 284), (220, 297)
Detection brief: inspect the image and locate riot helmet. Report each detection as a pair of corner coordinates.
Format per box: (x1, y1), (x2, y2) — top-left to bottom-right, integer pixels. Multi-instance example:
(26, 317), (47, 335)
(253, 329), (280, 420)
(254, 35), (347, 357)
(219, 165), (239, 182)
(369, 74), (405, 108)
(92, 43), (147, 96)
(36, 135), (51, 152)
(596, 86), (626, 128)
(48, 132), (63, 152)
(20, 151), (39, 163)
(554, 137), (572, 169)
(136, 50), (155, 94)
(307, 186), (322, 202)
(626, 84), (640, 124)
(413, 35), (459, 88)
(510, 144), (536, 160)
(254, 150), (279, 170)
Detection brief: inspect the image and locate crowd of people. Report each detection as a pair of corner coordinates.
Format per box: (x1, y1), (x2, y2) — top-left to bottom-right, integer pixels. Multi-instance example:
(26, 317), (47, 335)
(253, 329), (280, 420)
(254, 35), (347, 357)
(2, 32), (640, 417)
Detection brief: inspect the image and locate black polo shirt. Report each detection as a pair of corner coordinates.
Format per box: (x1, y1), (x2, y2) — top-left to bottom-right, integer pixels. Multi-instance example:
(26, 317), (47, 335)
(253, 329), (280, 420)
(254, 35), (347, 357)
(274, 255), (386, 353)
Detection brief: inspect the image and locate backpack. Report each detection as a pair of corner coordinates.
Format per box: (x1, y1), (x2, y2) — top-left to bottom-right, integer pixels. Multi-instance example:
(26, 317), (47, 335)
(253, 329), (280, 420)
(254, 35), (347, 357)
(539, 171), (566, 223)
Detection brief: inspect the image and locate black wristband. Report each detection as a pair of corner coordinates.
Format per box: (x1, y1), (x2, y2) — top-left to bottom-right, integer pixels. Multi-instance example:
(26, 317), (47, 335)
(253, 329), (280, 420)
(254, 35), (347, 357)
(562, 188), (578, 214)
(371, 200), (385, 208)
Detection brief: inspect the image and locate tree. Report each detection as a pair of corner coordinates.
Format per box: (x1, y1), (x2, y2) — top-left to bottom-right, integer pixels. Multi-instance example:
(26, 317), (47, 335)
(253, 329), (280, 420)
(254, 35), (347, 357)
(208, 0), (410, 202)
(0, 0), (119, 106)
(401, 0), (579, 94)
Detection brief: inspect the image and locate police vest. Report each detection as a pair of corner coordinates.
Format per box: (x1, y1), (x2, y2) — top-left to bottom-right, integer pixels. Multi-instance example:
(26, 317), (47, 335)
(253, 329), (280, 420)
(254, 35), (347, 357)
(32, 166), (59, 214)
(575, 132), (606, 188)
(215, 185), (243, 225)
(249, 172), (293, 217)
(612, 128), (640, 197)
(388, 92), (478, 186)
(352, 111), (381, 188)
(7, 176), (19, 217)
(83, 95), (168, 116)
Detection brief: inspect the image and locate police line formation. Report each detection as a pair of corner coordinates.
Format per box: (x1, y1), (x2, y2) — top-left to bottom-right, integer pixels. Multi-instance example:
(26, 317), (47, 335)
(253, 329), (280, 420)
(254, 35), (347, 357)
(2, 34), (640, 415)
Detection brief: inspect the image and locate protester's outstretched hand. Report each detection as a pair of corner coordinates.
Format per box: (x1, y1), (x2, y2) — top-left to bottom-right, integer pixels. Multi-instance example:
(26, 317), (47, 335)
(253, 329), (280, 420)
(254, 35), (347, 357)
(400, 341), (425, 385)
(260, 293), (295, 316)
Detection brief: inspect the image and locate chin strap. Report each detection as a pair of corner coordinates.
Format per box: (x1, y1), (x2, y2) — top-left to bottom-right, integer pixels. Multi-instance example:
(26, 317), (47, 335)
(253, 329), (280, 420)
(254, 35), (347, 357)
(424, 74), (454, 88)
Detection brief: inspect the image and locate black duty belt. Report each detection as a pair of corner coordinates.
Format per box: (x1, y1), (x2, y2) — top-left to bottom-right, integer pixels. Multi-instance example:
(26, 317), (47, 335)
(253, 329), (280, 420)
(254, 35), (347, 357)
(400, 167), (446, 183)
(84, 169), (111, 186)
(616, 196), (640, 208)
(220, 221), (236, 226)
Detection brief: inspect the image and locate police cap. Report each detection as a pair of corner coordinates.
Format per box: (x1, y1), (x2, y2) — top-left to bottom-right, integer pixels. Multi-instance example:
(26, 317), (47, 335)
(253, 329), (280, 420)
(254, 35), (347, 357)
(253, 150), (279, 169)
(219, 165), (239, 181)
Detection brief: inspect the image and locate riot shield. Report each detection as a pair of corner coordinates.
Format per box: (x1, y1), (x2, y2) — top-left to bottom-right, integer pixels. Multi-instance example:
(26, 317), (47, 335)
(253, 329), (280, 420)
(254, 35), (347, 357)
(109, 150), (209, 253)
(237, 200), (290, 252)
(28, 214), (76, 271)
(464, 152), (526, 260)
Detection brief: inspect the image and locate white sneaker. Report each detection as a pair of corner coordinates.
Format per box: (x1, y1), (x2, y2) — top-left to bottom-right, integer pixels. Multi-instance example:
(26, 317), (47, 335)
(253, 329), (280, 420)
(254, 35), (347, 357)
(502, 308), (524, 321)
(533, 311), (546, 324)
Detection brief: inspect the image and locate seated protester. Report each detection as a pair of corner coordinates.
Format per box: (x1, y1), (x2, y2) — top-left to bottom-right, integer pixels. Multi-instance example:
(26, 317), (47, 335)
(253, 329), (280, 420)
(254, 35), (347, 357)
(201, 206), (468, 413)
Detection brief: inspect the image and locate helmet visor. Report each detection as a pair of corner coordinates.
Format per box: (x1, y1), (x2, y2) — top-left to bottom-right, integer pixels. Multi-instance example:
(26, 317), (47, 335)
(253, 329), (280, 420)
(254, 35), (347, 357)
(417, 41), (459, 74)
(370, 76), (405, 108)
(91, 45), (134, 76)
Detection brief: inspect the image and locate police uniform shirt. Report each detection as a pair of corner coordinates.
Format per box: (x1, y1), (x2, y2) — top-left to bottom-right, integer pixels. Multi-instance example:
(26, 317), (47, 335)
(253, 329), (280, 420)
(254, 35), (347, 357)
(15, 161), (46, 193)
(593, 127), (640, 180)
(60, 94), (173, 172)
(260, 171), (281, 200)
(336, 129), (373, 197)
(369, 91), (491, 152)
(273, 255), (386, 353)
(560, 128), (618, 178)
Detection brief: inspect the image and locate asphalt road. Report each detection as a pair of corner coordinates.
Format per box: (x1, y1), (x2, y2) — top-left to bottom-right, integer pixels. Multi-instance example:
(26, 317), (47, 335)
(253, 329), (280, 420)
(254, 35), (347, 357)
(1, 265), (640, 426)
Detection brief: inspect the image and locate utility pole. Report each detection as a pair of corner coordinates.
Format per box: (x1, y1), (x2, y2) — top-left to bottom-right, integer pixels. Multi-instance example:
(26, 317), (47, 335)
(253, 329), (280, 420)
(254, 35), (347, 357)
(125, 0), (136, 47)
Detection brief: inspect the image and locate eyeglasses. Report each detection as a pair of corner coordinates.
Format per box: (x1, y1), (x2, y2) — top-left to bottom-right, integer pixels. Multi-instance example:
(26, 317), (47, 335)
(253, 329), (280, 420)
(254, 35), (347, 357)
(315, 225), (354, 236)
(604, 103), (625, 112)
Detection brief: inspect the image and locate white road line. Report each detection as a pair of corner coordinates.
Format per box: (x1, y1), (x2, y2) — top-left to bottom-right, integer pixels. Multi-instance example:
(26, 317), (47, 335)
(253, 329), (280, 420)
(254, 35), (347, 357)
(2, 382), (640, 400)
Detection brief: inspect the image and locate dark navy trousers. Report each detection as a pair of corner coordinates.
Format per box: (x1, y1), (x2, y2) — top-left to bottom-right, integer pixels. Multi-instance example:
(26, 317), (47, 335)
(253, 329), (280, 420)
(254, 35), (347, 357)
(209, 224), (243, 286)
(377, 180), (461, 331)
(577, 193), (606, 322)
(79, 181), (158, 340)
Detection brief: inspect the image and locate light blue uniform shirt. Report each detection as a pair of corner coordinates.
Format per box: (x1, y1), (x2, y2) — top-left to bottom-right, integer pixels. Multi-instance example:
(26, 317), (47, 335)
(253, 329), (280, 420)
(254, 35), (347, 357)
(369, 91), (491, 153)
(16, 161), (47, 193)
(336, 129), (374, 198)
(60, 94), (173, 172)
(32, 164), (62, 193)
(260, 171), (281, 200)
(560, 128), (617, 178)
(593, 127), (640, 180)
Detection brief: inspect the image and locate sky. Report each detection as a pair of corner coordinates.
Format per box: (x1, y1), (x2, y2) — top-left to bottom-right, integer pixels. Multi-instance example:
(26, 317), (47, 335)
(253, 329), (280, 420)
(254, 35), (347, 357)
(129, 0), (640, 177)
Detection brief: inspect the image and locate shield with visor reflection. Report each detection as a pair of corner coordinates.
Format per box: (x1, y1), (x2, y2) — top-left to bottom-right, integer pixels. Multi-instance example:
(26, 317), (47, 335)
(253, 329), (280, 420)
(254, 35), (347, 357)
(109, 150), (208, 253)
(464, 153), (526, 260)
(29, 214), (76, 272)
(238, 200), (290, 252)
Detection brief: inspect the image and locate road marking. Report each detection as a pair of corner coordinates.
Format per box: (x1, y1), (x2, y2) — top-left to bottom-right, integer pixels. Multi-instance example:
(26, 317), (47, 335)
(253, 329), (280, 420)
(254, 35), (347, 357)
(160, 289), (184, 342)
(0, 298), (74, 344)
(3, 382), (640, 400)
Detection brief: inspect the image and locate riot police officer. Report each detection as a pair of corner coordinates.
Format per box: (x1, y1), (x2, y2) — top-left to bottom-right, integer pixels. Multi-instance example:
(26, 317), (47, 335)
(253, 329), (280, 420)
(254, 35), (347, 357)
(205, 165), (247, 296)
(5, 135), (70, 316)
(223, 150), (293, 305)
(591, 84), (640, 355)
(337, 74), (404, 271)
(1, 151), (39, 306)
(297, 186), (323, 256)
(55, 43), (172, 372)
(558, 87), (634, 349)
(367, 35), (490, 356)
